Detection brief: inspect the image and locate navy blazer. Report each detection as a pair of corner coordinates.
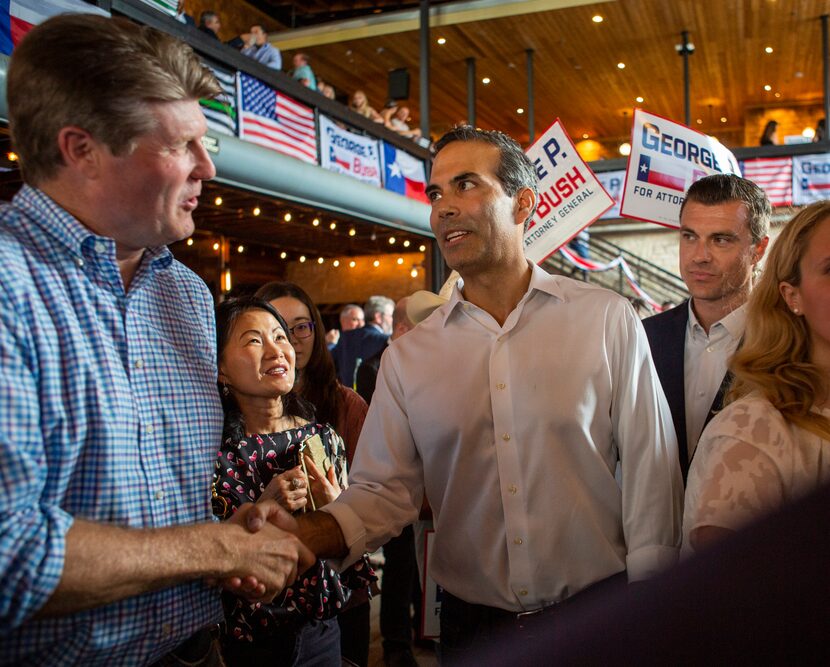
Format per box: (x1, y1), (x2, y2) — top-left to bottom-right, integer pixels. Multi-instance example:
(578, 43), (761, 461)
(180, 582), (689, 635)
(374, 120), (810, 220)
(331, 325), (389, 387)
(642, 301), (731, 482)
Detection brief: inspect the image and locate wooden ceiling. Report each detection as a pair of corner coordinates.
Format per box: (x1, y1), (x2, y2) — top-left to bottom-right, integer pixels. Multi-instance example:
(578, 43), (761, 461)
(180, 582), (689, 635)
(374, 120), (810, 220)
(270, 0), (830, 150)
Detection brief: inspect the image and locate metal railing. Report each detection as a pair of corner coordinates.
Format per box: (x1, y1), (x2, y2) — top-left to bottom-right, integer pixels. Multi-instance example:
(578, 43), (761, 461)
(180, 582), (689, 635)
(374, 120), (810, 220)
(543, 235), (688, 308)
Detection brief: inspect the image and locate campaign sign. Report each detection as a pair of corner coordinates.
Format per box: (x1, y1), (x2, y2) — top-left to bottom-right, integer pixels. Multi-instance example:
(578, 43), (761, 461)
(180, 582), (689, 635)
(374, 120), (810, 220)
(792, 154), (830, 205)
(319, 114), (382, 186)
(523, 119), (614, 264)
(620, 109), (741, 228)
(597, 169), (625, 219)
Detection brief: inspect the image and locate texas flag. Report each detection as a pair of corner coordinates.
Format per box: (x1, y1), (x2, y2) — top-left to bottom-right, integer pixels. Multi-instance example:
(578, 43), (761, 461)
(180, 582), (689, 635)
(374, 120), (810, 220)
(1, 0), (108, 55)
(383, 142), (428, 203)
(637, 154), (686, 192)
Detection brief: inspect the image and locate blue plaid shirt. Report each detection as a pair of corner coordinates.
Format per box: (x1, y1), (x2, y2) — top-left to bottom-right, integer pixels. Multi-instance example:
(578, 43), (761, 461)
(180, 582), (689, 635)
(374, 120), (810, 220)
(0, 186), (224, 665)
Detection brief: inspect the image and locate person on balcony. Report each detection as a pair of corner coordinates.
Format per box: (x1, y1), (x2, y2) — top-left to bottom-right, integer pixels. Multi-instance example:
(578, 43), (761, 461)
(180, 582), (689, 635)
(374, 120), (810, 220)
(241, 24), (282, 71)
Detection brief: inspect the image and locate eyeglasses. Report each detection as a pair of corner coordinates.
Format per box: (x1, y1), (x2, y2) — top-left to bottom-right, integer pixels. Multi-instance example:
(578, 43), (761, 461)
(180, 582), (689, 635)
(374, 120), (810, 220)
(288, 321), (315, 339)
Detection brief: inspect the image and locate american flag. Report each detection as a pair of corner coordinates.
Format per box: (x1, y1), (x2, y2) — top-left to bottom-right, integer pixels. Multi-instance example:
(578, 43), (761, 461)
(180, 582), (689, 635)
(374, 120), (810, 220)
(238, 73), (317, 164)
(740, 157), (793, 207)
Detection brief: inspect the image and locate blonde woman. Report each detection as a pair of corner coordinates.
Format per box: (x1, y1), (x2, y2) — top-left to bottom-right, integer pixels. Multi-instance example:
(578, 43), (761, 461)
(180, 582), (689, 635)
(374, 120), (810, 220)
(683, 201), (830, 554)
(349, 89), (382, 122)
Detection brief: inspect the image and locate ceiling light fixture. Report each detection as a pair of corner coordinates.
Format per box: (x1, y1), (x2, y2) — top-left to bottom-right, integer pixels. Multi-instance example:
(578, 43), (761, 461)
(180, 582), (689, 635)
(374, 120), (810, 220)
(617, 62), (625, 69)
(635, 96), (644, 103)
(437, 37), (446, 44)
(764, 84), (772, 91)
(765, 46), (773, 54)
(482, 77), (491, 84)
(592, 15), (603, 23)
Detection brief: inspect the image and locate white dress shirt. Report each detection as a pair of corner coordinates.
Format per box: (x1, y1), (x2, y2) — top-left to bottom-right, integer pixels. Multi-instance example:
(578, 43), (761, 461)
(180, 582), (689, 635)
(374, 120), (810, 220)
(683, 302), (746, 458)
(324, 263), (683, 612)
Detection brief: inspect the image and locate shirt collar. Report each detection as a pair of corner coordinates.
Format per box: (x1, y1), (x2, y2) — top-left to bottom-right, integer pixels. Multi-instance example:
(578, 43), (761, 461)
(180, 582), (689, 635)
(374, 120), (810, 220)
(687, 300), (747, 340)
(440, 261), (563, 327)
(14, 184), (173, 274)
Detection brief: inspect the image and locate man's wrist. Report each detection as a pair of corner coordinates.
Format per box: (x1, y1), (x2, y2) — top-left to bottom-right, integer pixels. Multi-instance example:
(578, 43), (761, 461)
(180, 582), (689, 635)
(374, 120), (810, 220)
(296, 510), (348, 560)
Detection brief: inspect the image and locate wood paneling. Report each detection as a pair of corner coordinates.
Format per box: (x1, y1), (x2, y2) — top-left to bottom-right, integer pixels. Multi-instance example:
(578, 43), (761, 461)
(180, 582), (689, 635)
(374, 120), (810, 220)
(285, 0), (830, 148)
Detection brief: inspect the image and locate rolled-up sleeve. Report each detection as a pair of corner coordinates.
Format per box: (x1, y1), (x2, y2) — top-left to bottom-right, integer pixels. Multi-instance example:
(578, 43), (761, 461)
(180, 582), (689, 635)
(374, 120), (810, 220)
(322, 347), (423, 570)
(0, 300), (73, 630)
(612, 306), (684, 580)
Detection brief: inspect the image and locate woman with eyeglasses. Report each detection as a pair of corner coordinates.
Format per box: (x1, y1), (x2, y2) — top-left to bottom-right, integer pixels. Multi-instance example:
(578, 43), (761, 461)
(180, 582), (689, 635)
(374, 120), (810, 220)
(255, 281), (373, 667)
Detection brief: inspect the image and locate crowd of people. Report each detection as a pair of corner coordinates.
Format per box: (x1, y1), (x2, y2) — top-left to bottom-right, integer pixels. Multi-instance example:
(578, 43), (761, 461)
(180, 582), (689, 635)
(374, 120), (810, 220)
(188, 3), (425, 145)
(1, 12), (828, 667)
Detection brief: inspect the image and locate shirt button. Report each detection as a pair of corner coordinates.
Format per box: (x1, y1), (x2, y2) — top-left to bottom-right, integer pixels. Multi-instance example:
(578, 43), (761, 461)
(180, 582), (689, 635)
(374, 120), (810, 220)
(146, 425), (155, 434)
(496, 383), (506, 390)
(75, 257), (84, 267)
(155, 490), (165, 500)
(502, 433), (511, 441)
(706, 346), (714, 352)
(519, 589), (528, 596)
(161, 622), (172, 637)
(508, 485), (517, 494)
(94, 241), (106, 254)
(514, 537), (523, 545)
(134, 359), (144, 369)
(698, 391), (705, 397)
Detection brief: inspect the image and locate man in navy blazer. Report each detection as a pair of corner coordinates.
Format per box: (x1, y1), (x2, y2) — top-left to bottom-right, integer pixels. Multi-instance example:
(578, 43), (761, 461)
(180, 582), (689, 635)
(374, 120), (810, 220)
(332, 295), (394, 387)
(643, 175), (770, 481)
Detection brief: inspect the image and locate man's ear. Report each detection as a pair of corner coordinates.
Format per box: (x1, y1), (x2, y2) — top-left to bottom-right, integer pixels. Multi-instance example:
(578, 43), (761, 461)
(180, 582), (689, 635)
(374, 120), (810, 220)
(752, 236), (770, 265)
(514, 187), (536, 228)
(55, 126), (104, 179)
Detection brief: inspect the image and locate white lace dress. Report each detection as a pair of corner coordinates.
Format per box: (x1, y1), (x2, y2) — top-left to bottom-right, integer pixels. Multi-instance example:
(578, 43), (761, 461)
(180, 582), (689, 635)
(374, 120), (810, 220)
(682, 392), (830, 555)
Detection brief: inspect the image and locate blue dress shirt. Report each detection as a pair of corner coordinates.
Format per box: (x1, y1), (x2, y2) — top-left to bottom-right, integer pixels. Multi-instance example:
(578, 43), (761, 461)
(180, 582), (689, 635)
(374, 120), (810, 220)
(0, 186), (224, 665)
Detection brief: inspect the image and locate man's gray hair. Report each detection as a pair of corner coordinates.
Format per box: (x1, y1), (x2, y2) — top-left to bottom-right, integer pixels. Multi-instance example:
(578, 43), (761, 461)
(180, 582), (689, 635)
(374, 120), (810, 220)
(364, 295), (395, 321)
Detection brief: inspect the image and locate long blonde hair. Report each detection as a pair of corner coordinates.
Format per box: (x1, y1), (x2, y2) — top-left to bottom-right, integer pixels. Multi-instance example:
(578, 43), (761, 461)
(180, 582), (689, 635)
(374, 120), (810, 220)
(727, 201), (830, 439)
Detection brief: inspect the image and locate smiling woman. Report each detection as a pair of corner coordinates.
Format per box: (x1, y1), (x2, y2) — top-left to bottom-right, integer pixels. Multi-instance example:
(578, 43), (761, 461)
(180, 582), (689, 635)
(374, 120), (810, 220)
(213, 296), (375, 667)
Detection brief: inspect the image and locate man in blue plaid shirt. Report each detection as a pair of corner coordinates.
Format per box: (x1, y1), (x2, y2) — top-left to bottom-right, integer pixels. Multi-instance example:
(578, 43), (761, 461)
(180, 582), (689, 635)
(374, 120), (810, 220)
(0, 14), (309, 665)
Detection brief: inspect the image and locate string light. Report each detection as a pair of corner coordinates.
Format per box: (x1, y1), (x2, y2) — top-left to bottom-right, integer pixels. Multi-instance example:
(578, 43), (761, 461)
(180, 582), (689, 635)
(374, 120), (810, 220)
(389, 236), (396, 244)
(592, 15), (603, 23)
(222, 268), (232, 292)
(237, 245), (244, 253)
(329, 222), (337, 230)
(635, 96), (644, 103)
(349, 260), (356, 268)
(317, 257), (325, 264)
(403, 240), (411, 247)
(437, 37), (446, 44)
(410, 267), (419, 278)
(764, 84), (772, 91)
(186, 238), (194, 246)
(212, 242), (220, 251)
(214, 196), (223, 206)
(373, 259), (380, 267)
(419, 244), (426, 252)
(6, 152), (18, 162)
(333, 259), (340, 267)
(349, 228), (356, 236)
(299, 255), (306, 263)
(280, 251), (287, 259)
(617, 62), (625, 69)
(312, 218), (320, 227)
(253, 207), (261, 216)
(482, 77), (491, 84)
(397, 257), (404, 265)
(284, 212), (292, 222)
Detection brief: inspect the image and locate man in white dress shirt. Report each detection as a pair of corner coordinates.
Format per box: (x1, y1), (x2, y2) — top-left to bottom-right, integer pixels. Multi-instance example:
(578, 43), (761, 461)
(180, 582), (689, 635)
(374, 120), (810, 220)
(294, 126), (682, 662)
(643, 175), (770, 481)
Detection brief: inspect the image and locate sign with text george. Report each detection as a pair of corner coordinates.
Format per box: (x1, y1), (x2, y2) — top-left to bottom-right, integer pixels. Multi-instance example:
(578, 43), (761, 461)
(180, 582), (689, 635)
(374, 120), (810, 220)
(319, 114), (382, 186)
(523, 119), (614, 264)
(792, 154), (830, 205)
(620, 109), (741, 228)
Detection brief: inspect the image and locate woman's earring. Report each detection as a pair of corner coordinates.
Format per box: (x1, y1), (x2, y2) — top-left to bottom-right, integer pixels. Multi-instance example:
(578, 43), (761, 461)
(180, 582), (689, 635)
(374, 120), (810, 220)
(222, 383), (230, 396)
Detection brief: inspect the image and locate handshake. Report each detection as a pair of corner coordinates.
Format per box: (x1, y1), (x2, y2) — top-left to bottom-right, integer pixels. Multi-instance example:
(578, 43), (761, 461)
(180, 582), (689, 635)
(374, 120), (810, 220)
(209, 500), (316, 603)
